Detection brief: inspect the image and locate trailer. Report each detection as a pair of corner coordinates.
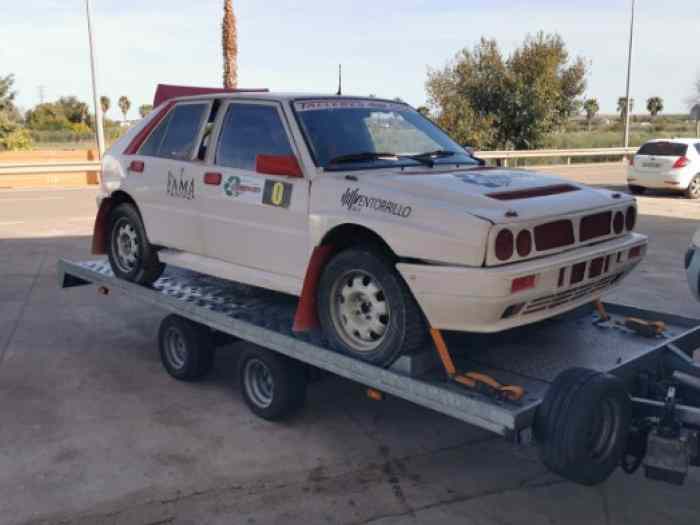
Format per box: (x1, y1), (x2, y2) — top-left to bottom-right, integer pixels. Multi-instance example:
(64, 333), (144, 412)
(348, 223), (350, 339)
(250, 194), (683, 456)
(59, 258), (700, 487)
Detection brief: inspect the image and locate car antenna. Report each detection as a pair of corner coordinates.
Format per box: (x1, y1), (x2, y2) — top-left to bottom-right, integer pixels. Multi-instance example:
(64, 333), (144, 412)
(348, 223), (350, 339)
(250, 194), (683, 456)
(336, 64), (342, 96)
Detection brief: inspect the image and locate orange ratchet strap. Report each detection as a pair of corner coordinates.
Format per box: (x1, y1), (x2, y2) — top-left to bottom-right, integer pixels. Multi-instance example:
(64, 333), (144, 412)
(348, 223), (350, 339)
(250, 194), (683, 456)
(430, 328), (525, 402)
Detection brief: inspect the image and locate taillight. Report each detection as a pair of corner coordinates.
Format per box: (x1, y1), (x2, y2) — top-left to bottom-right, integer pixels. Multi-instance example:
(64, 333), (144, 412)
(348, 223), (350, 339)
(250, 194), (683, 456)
(495, 229), (514, 261)
(626, 207), (637, 231)
(672, 157), (690, 169)
(629, 156), (635, 167)
(128, 160), (144, 173)
(516, 230), (532, 257)
(613, 212), (625, 234)
(629, 246), (642, 259)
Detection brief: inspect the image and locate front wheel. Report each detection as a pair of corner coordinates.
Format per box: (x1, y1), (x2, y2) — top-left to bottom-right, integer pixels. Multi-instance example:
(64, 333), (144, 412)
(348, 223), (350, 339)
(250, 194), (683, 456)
(317, 247), (427, 368)
(107, 203), (164, 285)
(685, 176), (700, 199)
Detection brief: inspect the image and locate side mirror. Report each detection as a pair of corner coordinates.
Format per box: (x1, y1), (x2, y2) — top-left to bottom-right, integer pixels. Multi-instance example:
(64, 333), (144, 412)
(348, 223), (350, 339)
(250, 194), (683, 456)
(256, 155), (303, 178)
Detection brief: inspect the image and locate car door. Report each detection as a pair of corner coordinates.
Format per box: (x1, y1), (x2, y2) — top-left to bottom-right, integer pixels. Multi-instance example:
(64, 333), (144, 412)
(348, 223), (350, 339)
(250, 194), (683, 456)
(196, 100), (311, 279)
(128, 100), (212, 254)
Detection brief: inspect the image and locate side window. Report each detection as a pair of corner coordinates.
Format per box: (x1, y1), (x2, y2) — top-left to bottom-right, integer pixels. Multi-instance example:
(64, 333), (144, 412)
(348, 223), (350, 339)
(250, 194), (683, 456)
(215, 104), (293, 171)
(695, 144), (700, 156)
(139, 103), (208, 160)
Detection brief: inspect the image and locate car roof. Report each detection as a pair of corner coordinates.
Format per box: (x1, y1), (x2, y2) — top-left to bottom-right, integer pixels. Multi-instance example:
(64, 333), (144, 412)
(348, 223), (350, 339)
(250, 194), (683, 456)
(644, 138), (700, 145)
(163, 92), (408, 106)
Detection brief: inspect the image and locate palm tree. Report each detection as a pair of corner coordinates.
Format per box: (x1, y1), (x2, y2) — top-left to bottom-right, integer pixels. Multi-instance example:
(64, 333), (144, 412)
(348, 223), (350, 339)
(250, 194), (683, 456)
(583, 98), (600, 131)
(222, 0), (238, 89)
(646, 96), (664, 119)
(100, 96), (110, 116)
(617, 97), (634, 121)
(118, 96), (131, 123)
(139, 104), (153, 118)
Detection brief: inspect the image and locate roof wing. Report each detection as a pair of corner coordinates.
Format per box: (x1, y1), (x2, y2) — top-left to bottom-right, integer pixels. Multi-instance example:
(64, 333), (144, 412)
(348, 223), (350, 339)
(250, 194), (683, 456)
(153, 84), (269, 107)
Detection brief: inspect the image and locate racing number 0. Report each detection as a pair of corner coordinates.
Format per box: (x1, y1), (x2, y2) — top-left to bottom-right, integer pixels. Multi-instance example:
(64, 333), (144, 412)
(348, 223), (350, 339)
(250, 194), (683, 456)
(263, 180), (293, 209)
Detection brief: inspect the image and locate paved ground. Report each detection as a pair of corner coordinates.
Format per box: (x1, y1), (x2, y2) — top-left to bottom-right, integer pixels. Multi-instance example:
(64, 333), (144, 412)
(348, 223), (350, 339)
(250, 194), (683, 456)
(1, 165), (700, 525)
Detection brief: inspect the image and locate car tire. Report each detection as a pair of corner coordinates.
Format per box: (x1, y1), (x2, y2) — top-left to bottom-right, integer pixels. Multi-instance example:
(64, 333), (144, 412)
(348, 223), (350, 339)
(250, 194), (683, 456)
(317, 246), (427, 368)
(685, 176), (700, 199)
(158, 315), (215, 381)
(628, 185), (646, 195)
(238, 345), (307, 421)
(534, 367), (632, 486)
(107, 203), (164, 285)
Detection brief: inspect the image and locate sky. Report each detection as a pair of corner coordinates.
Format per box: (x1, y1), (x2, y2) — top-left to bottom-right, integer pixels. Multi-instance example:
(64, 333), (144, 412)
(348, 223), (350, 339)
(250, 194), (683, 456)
(1, 0), (697, 120)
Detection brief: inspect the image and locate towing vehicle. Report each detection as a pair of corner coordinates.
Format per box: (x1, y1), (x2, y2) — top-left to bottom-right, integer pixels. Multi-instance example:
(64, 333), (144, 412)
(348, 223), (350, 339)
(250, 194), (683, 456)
(60, 257), (700, 487)
(92, 84), (647, 369)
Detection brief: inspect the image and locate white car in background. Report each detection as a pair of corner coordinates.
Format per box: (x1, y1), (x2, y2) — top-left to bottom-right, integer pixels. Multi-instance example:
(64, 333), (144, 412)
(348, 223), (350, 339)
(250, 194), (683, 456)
(628, 139), (700, 199)
(92, 85), (648, 368)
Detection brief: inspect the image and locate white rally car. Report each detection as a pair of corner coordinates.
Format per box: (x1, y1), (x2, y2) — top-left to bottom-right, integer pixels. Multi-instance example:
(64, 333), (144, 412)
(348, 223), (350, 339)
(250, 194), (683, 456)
(93, 85), (648, 367)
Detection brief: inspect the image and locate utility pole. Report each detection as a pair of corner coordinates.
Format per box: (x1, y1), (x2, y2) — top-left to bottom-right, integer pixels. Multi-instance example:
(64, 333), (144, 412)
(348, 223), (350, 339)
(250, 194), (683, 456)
(37, 85), (46, 104)
(85, 0), (106, 158)
(623, 0), (636, 149)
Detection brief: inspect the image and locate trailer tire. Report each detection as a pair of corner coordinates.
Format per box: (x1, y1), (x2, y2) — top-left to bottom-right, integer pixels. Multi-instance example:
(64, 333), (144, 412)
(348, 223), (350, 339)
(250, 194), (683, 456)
(238, 345), (307, 421)
(158, 315), (214, 381)
(534, 367), (631, 486)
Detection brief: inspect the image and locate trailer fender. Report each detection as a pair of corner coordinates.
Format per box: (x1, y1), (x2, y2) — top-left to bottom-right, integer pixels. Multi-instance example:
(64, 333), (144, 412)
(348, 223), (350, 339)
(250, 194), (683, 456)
(92, 197), (115, 255)
(292, 244), (335, 332)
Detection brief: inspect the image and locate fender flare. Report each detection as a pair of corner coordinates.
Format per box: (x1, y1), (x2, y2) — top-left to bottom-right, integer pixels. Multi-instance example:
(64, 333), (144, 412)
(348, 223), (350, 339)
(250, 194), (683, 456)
(91, 197), (115, 255)
(292, 245), (335, 333)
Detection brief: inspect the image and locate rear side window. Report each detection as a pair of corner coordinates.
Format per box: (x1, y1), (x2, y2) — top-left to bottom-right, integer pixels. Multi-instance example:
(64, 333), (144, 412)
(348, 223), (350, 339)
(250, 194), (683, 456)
(695, 144), (700, 155)
(139, 103), (208, 160)
(215, 104), (293, 171)
(637, 142), (688, 157)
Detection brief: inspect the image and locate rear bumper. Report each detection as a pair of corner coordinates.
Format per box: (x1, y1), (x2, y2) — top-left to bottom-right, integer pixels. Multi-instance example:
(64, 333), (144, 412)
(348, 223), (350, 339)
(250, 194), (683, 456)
(627, 167), (691, 190)
(397, 233), (647, 332)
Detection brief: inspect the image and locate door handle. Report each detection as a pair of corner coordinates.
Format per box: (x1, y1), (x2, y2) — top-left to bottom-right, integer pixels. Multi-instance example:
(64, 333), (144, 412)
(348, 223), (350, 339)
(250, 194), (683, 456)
(204, 172), (222, 186)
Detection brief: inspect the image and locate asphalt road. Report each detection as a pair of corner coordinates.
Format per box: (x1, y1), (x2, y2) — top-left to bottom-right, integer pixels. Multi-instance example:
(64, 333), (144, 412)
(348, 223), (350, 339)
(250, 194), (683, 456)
(1, 165), (699, 525)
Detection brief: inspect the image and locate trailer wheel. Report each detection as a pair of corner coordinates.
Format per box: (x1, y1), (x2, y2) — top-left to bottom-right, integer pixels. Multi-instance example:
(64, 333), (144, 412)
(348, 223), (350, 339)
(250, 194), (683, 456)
(158, 315), (214, 381)
(534, 367), (632, 486)
(238, 345), (307, 421)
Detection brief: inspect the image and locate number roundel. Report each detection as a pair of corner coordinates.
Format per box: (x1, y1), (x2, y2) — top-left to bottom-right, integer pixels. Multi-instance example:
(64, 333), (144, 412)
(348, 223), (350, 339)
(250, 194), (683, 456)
(271, 182), (285, 206)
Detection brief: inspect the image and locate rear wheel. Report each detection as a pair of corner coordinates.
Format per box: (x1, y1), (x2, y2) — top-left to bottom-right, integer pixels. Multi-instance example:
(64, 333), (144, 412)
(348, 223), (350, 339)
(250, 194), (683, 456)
(685, 176), (700, 199)
(534, 367), (631, 486)
(317, 247), (427, 368)
(238, 345), (307, 421)
(158, 315), (215, 381)
(628, 185), (646, 195)
(107, 203), (164, 285)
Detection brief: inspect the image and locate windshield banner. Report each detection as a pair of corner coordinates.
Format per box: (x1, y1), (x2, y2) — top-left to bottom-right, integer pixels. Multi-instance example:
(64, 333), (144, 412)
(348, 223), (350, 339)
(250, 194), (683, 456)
(294, 99), (407, 113)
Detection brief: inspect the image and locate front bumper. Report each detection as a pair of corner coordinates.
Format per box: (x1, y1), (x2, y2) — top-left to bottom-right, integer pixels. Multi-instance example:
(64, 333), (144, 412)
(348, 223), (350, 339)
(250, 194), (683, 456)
(397, 232), (648, 332)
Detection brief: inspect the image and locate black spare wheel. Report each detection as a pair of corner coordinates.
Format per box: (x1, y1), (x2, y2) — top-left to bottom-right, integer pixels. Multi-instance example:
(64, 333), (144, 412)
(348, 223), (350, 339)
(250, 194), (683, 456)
(107, 202), (164, 285)
(317, 246), (427, 368)
(534, 367), (632, 486)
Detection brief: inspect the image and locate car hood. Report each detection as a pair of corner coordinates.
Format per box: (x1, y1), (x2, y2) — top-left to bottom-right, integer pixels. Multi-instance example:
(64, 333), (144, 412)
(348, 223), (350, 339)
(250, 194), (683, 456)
(354, 167), (629, 224)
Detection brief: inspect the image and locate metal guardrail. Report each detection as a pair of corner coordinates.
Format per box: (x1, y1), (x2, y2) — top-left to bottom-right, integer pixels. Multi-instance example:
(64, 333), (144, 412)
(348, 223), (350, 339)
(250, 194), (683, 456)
(0, 147), (638, 175)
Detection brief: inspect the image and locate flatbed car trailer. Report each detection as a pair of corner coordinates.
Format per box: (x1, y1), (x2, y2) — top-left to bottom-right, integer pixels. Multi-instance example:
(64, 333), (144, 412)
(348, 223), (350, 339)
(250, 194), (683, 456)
(60, 258), (700, 487)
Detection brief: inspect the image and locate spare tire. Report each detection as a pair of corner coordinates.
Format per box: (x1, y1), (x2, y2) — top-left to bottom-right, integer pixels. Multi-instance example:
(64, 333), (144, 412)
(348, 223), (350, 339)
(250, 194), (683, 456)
(534, 367), (632, 486)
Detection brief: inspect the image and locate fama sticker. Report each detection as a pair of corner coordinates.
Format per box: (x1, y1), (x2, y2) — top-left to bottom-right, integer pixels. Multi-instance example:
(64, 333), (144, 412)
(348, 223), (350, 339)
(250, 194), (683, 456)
(341, 188), (412, 218)
(167, 168), (195, 200)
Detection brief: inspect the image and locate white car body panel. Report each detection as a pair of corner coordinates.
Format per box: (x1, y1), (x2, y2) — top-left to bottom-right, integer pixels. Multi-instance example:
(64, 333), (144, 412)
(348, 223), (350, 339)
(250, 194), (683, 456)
(99, 92), (648, 333)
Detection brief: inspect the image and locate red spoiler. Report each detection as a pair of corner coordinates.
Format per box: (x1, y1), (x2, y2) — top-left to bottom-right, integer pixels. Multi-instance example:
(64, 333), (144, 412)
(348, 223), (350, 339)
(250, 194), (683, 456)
(153, 84), (269, 107)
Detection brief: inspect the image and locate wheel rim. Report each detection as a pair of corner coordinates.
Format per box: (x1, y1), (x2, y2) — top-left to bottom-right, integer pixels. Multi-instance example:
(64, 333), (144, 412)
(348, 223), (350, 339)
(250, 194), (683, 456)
(111, 218), (140, 273)
(244, 358), (274, 408)
(164, 326), (187, 370)
(587, 398), (620, 462)
(329, 270), (390, 353)
(690, 178), (700, 197)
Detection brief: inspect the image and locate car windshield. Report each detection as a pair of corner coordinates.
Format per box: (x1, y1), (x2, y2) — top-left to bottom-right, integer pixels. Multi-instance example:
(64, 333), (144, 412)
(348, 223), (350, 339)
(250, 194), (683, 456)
(293, 99), (477, 170)
(637, 142), (688, 157)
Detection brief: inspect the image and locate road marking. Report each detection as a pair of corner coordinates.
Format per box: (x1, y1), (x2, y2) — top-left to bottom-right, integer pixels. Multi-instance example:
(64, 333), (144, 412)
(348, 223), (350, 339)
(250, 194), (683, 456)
(67, 216), (94, 222)
(0, 221), (24, 226)
(0, 186), (98, 194)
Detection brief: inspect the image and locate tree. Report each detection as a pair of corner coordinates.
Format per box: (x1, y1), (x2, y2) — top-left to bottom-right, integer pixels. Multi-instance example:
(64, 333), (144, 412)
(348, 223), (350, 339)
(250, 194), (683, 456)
(139, 104), (153, 118)
(617, 97), (634, 121)
(583, 98), (599, 131)
(646, 96), (663, 119)
(416, 106), (431, 117)
(57, 96), (89, 124)
(222, 0), (238, 89)
(100, 96), (111, 116)
(25, 103), (72, 130)
(426, 33), (587, 150)
(0, 74), (18, 115)
(118, 96), (131, 122)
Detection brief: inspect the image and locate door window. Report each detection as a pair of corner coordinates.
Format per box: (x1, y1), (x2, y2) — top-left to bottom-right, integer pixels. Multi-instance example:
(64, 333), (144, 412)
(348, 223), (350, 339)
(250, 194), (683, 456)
(215, 104), (293, 171)
(139, 103), (209, 160)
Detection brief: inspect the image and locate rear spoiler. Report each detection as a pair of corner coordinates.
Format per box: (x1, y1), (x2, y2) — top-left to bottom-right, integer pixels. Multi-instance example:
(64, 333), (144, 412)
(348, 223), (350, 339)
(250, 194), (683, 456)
(153, 84), (269, 107)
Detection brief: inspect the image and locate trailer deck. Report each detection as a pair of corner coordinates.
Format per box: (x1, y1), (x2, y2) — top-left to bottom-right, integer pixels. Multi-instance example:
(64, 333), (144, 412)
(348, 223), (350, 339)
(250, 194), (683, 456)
(59, 258), (700, 440)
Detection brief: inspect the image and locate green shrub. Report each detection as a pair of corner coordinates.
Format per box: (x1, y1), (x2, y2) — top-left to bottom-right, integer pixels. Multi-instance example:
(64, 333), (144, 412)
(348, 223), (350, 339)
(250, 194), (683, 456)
(1, 128), (33, 151)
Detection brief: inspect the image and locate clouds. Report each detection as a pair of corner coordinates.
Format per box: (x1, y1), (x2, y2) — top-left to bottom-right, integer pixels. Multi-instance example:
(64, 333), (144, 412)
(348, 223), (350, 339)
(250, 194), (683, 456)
(2, 0), (696, 118)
